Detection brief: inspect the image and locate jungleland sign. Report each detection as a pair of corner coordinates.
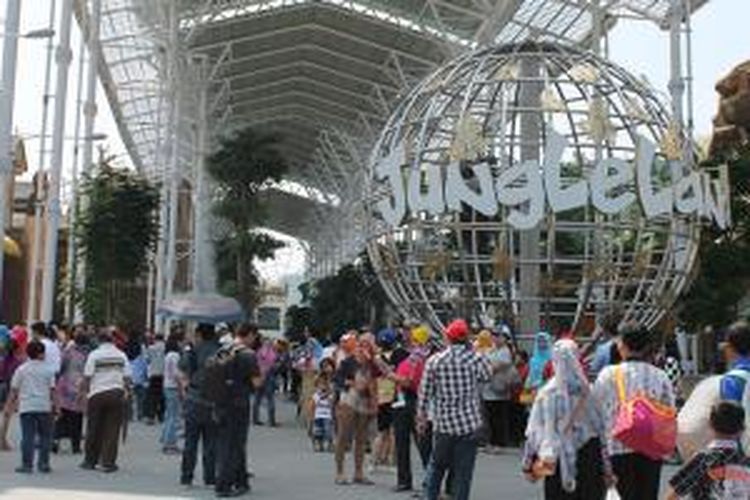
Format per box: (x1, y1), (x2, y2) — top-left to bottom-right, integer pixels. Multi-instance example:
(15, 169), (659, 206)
(374, 126), (729, 231)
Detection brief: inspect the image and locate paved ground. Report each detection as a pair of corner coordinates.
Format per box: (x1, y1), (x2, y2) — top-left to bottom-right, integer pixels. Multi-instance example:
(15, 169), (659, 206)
(0, 399), (673, 499)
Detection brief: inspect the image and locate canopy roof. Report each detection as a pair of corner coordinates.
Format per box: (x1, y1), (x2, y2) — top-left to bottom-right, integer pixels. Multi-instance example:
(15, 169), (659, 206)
(84, 0), (709, 252)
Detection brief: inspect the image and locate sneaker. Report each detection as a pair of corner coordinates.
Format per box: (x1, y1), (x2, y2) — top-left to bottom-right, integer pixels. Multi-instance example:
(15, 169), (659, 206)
(38, 465), (52, 473)
(215, 489), (242, 498)
(15, 466), (32, 474)
(100, 465), (119, 473)
(79, 461), (96, 470)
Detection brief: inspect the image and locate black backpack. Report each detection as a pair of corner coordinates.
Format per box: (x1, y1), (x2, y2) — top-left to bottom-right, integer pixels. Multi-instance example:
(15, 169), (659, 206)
(199, 346), (237, 406)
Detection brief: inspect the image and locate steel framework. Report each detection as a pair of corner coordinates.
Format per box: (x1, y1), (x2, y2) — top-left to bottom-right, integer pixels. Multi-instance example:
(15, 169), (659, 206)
(42, 0), (710, 326)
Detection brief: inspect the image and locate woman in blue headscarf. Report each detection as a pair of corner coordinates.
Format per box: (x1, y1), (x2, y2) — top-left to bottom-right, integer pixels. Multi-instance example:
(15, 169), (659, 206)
(526, 332), (553, 392)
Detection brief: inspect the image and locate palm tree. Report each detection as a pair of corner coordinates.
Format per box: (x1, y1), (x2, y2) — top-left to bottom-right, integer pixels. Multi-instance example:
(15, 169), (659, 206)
(208, 127), (288, 312)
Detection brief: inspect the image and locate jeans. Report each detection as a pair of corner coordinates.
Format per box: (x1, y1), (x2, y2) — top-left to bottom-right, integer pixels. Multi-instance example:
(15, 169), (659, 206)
(425, 432), (478, 500)
(161, 387), (181, 448)
(253, 375), (276, 425)
(181, 399), (217, 485)
(132, 385), (147, 421)
(215, 403), (250, 494)
(313, 418), (333, 445)
(20, 412), (52, 469)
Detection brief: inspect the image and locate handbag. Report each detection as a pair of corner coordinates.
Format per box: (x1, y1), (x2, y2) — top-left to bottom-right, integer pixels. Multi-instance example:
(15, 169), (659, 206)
(612, 364), (676, 460)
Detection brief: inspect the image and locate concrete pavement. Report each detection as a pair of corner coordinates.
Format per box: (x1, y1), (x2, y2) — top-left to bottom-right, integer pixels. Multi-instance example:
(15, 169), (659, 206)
(0, 400), (669, 499)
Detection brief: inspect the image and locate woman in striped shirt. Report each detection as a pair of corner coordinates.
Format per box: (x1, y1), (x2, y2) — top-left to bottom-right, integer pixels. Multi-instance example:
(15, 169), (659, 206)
(592, 323), (676, 500)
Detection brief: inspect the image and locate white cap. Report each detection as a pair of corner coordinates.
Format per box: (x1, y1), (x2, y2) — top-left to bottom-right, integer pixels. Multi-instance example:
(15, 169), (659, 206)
(219, 332), (233, 346)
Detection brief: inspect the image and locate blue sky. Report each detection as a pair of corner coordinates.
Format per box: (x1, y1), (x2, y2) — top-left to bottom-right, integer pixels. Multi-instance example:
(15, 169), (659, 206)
(609, 0), (748, 138)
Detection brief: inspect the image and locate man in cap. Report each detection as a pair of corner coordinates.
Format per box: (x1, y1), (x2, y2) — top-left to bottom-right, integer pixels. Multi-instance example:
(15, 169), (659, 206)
(417, 319), (491, 500)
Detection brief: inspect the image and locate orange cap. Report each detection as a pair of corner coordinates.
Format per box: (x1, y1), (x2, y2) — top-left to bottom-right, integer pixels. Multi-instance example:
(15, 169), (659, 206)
(340, 332), (358, 354)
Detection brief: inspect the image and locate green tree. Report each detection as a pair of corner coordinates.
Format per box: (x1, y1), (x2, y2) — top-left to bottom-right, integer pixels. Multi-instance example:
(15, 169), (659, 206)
(680, 145), (750, 328)
(76, 159), (160, 324)
(208, 128), (288, 311)
(290, 254), (389, 338)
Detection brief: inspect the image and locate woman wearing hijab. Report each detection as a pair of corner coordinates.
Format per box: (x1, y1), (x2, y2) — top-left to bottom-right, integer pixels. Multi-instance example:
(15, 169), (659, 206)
(525, 332), (553, 393)
(522, 339), (613, 499)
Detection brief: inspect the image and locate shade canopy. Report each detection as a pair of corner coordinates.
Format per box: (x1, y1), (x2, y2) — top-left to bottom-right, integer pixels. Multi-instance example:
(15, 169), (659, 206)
(156, 293), (245, 323)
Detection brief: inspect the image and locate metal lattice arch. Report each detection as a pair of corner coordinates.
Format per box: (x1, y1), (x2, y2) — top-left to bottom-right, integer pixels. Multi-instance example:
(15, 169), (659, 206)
(366, 42), (701, 333)
(67, 0), (712, 327)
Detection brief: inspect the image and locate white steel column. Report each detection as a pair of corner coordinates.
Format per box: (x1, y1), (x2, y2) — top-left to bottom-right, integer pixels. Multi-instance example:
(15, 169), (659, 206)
(40, 0), (75, 322)
(192, 65), (209, 293)
(26, 0), (56, 324)
(164, 85), (181, 301)
(75, 0), (100, 323)
(64, 28), (87, 324)
(668, 0), (685, 128)
(155, 0), (180, 332)
(0, 0), (22, 315)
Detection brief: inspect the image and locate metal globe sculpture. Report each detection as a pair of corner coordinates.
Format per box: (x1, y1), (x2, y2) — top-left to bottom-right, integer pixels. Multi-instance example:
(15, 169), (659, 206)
(365, 42), (725, 334)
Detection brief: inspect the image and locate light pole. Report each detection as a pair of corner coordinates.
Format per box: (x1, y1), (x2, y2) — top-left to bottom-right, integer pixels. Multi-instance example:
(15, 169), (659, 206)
(26, 0), (57, 327)
(39, 0), (75, 323)
(76, 0), (101, 324)
(0, 1), (55, 321)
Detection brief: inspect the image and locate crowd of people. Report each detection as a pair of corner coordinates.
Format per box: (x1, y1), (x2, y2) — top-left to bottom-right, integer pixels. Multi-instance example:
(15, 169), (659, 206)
(0, 317), (750, 499)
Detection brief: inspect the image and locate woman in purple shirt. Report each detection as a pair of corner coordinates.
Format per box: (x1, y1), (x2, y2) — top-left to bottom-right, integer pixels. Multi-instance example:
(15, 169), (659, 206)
(53, 330), (89, 454)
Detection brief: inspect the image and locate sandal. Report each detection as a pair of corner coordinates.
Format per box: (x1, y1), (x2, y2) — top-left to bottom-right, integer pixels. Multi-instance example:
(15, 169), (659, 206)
(353, 477), (375, 486)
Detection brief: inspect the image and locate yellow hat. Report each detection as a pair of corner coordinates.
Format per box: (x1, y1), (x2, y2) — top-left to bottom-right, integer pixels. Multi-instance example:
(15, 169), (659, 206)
(411, 325), (430, 345)
(475, 329), (494, 351)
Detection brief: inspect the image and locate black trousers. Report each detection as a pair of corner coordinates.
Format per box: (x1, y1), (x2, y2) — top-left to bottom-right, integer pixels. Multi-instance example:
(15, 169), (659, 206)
(483, 400), (511, 447)
(145, 376), (164, 421)
(84, 389), (125, 468)
(181, 400), (217, 485)
(215, 404), (250, 494)
(54, 408), (83, 453)
(544, 438), (606, 500)
(394, 393), (432, 488)
(510, 402), (528, 446)
(611, 453), (662, 500)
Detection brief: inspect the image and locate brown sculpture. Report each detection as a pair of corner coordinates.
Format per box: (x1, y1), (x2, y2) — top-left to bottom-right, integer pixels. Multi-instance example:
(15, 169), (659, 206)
(709, 60), (750, 156)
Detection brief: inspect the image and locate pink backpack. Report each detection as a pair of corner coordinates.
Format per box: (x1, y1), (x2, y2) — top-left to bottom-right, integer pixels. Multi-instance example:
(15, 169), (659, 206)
(612, 364), (677, 460)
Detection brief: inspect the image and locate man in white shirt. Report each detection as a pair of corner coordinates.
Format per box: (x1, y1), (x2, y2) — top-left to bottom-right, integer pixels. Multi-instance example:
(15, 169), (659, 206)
(79, 329), (131, 473)
(4, 340), (57, 473)
(31, 322), (61, 376)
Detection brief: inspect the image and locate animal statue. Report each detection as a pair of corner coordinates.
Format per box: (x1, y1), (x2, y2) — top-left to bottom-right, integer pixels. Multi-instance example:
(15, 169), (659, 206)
(710, 60), (750, 155)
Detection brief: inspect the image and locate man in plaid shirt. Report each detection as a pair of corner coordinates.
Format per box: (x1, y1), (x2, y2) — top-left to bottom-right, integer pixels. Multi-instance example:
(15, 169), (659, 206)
(417, 319), (492, 500)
